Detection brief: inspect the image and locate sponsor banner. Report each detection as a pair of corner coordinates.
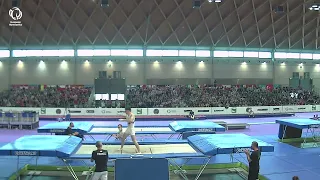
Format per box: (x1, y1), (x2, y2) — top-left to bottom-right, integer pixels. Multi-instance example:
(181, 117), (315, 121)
(270, 106), (283, 113)
(282, 106), (296, 113)
(85, 109), (95, 114)
(250, 106), (270, 114)
(294, 105), (311, 112)
(132, 108), (147, 116)
(212, 107), (227, 114)
(148, 108), (179, 116)
(40, 108), (46, 114)
(13, 151), (38, 156)
(68, 109), (82, 114)
(0, 105), (319, 116)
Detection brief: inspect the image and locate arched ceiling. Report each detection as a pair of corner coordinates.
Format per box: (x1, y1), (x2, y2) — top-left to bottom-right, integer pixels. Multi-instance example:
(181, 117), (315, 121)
(0, 0), (319, 50)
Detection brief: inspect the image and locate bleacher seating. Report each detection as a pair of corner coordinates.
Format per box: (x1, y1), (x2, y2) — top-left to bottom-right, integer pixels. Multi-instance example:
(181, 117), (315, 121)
(0, 85), (319, 109)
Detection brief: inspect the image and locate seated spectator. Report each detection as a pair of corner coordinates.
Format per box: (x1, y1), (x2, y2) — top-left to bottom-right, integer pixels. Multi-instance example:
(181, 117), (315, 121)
(112, 124), (124, 140)
(67, 122), (84, 139)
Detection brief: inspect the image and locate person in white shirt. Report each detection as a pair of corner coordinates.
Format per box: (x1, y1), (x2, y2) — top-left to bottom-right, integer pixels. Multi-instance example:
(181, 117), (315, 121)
(119, 108), (141, 153)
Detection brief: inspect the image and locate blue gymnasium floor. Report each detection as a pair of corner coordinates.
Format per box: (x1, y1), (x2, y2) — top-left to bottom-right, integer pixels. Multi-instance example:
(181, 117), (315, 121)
(1, 135), (320, 179)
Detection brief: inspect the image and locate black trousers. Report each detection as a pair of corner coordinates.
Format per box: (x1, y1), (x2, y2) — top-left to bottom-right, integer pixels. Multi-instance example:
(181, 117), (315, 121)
(248, 169), (259, 180)
(76, 134), (84, 139)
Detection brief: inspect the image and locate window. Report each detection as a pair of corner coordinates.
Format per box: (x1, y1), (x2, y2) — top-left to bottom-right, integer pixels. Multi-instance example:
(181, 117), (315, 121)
(286, 53), (300, 59)
(313, 54), (320, 60)
(243, 51), (259, 58)
(274, 52), (287, 59)
(111, 49), (128, 56)
(0, 50), (9, 57)
(300, 53), (313, 59)
(146, 50), (162, 56)
(258, 52), (271, 58)
(228, 51), (243, 57)
(162, 50), (179, 56)
(127, 49), (143, 56)
(213, 51), (228, 57)
(196, 50), (210, 57)
(179, 50), (195, 56)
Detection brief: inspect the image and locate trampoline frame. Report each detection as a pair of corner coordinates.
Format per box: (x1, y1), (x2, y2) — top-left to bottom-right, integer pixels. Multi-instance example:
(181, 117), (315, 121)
(281, 124), (320, 147)
(61, 155), (212, 180)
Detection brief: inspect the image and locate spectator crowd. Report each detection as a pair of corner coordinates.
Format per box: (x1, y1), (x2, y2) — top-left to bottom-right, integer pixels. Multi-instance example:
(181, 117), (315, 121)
(0, 85), (319, 108)
(126, 85), (320, 108)
(0, 86), (92, 108)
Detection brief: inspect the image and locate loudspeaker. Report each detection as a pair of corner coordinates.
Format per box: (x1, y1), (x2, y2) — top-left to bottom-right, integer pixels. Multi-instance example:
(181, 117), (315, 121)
(274, 6), (284, 13)
(193, 0), (201, 8)
(101, 0), (109, 7)
(12, 0), (19, 7)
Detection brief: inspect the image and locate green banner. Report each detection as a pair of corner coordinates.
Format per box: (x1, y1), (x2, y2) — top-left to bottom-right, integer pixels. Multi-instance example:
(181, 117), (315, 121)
(231, 108), (237, 113)
(40, 108), (46, 114)
(137, 108), (142, 115)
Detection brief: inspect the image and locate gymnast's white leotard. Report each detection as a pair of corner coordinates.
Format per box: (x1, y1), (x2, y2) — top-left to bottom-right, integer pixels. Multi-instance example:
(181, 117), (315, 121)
(124, 113), (135, 136)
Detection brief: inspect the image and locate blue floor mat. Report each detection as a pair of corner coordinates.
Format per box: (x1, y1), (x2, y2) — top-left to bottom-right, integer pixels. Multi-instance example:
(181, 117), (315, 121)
(279, 153), (320, 170)
(265, 170), (320, 180)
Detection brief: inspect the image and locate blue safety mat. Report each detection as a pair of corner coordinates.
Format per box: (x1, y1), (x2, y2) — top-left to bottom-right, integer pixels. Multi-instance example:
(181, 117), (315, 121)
(37, 122), (94, 134)
(276, 118), (320, 129)
(188, 134), (274, 155)
(169, 121), (225, 132)
(0, 135), (82, 158)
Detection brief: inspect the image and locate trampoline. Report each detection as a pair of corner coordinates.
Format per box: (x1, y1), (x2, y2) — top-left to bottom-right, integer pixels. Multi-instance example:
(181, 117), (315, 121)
(37, 121), (226, 141)
(0, 134), (273, 180)
(276, 119), (320, 147)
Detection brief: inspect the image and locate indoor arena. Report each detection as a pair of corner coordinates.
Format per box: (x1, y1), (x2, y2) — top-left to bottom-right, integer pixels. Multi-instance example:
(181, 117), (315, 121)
(0, 0), (320, 180)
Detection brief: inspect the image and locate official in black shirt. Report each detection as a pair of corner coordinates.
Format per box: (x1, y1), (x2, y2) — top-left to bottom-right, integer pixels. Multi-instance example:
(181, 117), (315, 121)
(91, 141), (109, 180)
(245, 141), (261, 180)
(292, 176), (299, 180)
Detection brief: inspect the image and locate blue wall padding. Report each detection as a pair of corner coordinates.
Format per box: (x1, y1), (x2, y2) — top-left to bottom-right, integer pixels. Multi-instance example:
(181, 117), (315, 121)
(115, 158), (169, 180)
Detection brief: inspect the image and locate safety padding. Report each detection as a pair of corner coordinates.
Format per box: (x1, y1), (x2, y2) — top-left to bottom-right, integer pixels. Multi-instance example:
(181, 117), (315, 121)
(169, 121), (225, 132)
(37, 122), (94, 134)
(276, 119), (320, 129)
(188, 134), (274, 155)
(0, 135), (82, 158)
